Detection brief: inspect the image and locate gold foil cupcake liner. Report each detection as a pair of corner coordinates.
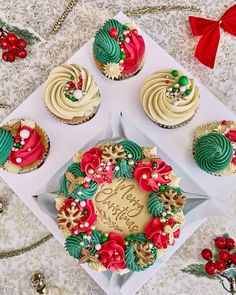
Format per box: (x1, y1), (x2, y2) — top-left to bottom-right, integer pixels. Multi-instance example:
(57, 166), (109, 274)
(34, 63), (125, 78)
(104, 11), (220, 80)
(0, 119), (50, 174)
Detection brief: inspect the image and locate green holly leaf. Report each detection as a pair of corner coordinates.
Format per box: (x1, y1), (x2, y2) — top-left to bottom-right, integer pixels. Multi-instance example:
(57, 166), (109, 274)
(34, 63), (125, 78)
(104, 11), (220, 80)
(181, 264), (220, 280)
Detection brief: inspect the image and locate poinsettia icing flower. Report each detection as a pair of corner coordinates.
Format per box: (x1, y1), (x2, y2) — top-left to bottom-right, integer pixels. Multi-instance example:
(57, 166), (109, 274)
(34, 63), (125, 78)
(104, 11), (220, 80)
(58, 199), (96, 234)
(145, 217), (180, 249)
(134, 159), (172, 192)
(98, 233), (126, 271)
(80, 147), (114, 184)
(225, 130), (236, 141)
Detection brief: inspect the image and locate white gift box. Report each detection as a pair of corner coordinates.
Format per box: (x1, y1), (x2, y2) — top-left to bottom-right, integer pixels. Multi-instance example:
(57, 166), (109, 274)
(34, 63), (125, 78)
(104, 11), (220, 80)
(0, 12), (236, 295)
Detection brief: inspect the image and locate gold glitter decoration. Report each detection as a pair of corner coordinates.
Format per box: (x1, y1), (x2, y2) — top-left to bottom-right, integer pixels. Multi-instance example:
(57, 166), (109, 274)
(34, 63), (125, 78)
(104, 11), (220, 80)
(158, 189), (186, 211)
(57, 205), (81, 232)
(65, 171), (85, 194)
(163, 223), (181, 245)
(101, 144), (126, 164)
(79, 249), (100, 264)
(102, 63), (123, 80)
(133, 242), (154, 267)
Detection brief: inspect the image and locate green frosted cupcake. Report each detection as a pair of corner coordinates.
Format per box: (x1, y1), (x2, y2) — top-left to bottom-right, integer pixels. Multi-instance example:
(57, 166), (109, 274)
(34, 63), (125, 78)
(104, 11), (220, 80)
(193, 121), (236, 176)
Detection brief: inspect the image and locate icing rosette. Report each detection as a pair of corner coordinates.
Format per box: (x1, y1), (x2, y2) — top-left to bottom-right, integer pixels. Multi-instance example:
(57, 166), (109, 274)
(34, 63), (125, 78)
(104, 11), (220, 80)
(0, 119), (49, 173)
(193, 120), (236, 175)
(44, 64), (100, 124)
(56, 140), (185, 273)
(93, 19), (145, 80)
(140, 69), (200, 128)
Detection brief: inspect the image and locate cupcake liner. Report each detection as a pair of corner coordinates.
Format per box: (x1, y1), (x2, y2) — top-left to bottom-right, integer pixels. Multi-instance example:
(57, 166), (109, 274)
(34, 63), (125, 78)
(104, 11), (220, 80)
(192, 121), (236, 176)
(0, 119), (50, 174)
(94, 56), (145, 81)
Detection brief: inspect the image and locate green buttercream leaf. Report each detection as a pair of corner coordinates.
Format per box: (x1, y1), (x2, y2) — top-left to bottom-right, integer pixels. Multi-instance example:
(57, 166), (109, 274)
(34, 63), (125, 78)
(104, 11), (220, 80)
(148, 192), (165, 217)
(126, 233), (148, 243)
(114, 159), (133, 178)
(90, 230), (102, 254)
(75, 181), (98, 201)
(119, 140), (143, 163)
(194, 133), (233, 173)
(125, 241), (157, 271)
(0, 128), (13, 164)
(65, 234), (89, 259)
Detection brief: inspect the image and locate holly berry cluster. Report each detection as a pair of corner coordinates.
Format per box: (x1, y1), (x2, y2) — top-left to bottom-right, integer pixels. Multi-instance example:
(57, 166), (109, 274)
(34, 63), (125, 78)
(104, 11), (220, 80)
(201, 235), (236, 275)
(0, 29), (27, 62)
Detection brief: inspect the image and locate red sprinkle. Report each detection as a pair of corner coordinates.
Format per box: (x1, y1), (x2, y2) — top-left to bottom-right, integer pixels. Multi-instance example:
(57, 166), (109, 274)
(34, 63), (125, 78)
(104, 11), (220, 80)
(221, 120), (227, 125)
(165, 80), (170, 84)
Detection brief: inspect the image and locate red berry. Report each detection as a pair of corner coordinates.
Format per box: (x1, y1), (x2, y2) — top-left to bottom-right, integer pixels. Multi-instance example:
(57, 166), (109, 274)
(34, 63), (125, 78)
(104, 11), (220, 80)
(215, 259), (227, 271)
(231, 253), (236, 264)
(8, 44), (17, 52)
(214, 237), (226, 249)
(221, 120), (227, 125)
(7, 33), (17, 44)
(86, 230), (92, 236)
(201, 248), (213, 260)
(109, 28), (118, 38)
(82, 182), (89, 188)
(205, 262), (217, 275)
(16, 49), (27, 59)
(225, 238), (235, 250)
(0, 38), (9, 49)
(16, 39), (27, 49)
(218, 249), (231, 261)
(2, 51), (15, 62)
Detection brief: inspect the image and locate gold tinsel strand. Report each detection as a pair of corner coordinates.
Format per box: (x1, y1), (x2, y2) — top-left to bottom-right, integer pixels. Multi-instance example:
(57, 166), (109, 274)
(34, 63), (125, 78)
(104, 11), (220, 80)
(0, 103), (10, 109)
(0, 234), (53, 259)
(126, 6), (202, 17)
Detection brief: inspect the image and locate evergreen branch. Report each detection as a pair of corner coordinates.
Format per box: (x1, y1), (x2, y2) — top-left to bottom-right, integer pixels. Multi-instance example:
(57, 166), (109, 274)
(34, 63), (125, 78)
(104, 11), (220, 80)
(0, 18), (41, 45)
(181, 264), (219, 280)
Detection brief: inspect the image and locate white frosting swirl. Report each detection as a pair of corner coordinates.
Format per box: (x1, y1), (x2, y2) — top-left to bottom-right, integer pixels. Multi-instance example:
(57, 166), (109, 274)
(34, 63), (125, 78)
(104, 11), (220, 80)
(140, 69), (200, 126)
(44, 64), (100, 120)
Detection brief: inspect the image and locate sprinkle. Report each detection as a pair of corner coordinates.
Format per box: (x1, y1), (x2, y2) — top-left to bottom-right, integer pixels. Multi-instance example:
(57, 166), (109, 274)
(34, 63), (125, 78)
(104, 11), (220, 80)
(91, 226), (96, 230)
(84, 222), (89, 227)
(80, 201), (86, 207)
(105, 233), (109, 237)
(28, 148), (32, 151)
(115, 166), (120, 171)
(127, 154), (132, 159)
(80, 241), (84, 246)
(74, 230), (79, 235)
(105, 166), (110, 171)
(125, 37), (130, 43)
(142, 174), (147, 179)
(77, 191), (82, 196)
(71, 202), (76, 206)
(20, 129), (30, 139)
(95, 244), (101, 251)
(80, 224), (84, 228)
(16, 157), (22, 163)
(88, 169), (94, 174)
(107, 162), (112, 166)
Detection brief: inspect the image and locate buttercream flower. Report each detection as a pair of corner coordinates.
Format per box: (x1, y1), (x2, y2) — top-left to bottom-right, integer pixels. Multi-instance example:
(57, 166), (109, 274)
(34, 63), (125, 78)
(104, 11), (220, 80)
(98, 233), (126, 271)
(225, 130), (236, 141)
(9, 125), (45, 166)
(80, 148), (114, 184)
(232, 152), (236, 166)
(145, 217), (180, 249)
(134, 159), (172, 192)
(57, 199), (96, 234)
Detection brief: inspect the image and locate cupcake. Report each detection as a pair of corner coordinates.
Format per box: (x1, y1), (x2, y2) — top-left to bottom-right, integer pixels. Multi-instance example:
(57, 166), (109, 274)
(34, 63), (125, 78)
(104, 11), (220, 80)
(93, 19), (145, 80)
(44, 64), (101, 124)
(193, 120), (236, 176)
(140, 69), (200, 128)
(0, 119), (50, 173)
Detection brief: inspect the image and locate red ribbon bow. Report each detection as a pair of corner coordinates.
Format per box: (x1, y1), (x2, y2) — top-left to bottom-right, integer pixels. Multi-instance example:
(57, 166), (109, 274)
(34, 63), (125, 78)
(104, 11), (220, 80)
(189, 4), (236, 68)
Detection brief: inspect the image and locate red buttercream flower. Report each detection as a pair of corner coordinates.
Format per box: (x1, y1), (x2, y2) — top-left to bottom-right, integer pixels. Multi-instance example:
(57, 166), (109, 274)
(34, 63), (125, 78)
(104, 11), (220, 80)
(145, 217), (180, 249)
(80, 147), (114, 184)
(58, 199), (96, 234)
(225, 130), (236, 141)
(134, 159), (172, 192)
(9, 125), (45, 166)
(232, 152), (236, 166)
(122, 30), (145, 74)
(98, 233), (126, 271)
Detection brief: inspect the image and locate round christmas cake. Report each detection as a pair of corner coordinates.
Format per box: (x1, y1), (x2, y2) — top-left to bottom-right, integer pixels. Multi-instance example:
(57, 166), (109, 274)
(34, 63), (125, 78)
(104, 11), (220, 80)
(56, 140), (186, 273)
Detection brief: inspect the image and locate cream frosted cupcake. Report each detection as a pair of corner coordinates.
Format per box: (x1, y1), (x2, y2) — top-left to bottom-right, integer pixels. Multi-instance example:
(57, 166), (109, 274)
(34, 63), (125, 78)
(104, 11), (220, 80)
(193, 120), (236, 176)
(44, 64), (101, 124)
(0, 119), (50, 173)
(140, 69), (200, 128)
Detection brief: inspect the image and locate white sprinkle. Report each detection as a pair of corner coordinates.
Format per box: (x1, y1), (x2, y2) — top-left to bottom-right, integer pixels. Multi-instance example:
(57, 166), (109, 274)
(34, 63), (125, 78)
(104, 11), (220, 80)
(88, 169), (94, 174)
(80, 201), (86, 207)
(97, 167), (102, 171)
(15, 148), (19, 152)
(84, 222), (89, 227)
(120, 60), (124, 64)
(74, 230), (79, 235)
(127, 154), (132, 159)
(107, 162), (112, 166)
(71, 202), (76, 206)
(16, 157), (22, 163)
(28, 148), (32, 151)
(20, 129), (30, 139)
(125, 37), (130, 43)
(142, 174), (147, 179)
(80, 224), (84, 228)
(75, 199), (79, 203)
(91, 226), (96, 230)
(20, 141), (25, 145)
(174, 83), (179, 88)
(77, 191), (82, 196)
(73, 89), (83, 100)
(128, 160), (134, 166)
(96, 174), (101, 178)
(105, 233), (108, 237)
(105, 166), (110, 171)
(85, 177), (91, 182)
(180, 86), (187, 93)
(95, 244), (101, 251)
(115, 166), (120, 171)
(80, 241), (84, 246)
(158, 183), (161, 186)
(83, 235), (87, 239)
(87, 236), (91, 241)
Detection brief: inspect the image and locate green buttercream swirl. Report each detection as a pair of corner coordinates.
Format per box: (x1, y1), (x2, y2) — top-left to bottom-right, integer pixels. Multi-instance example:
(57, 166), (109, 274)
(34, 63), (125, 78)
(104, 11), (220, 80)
(125, 234), (157, 271)
(148, 192), (165, 217)
(114, 159), (133, 178)
(194, 133), (233, 173)
(0, 128), (13, 164)
(60, 162), (98, 200)
(93, 19), (123, 64)
(65, 234), (90, 259)
(119, 140), (143, 163)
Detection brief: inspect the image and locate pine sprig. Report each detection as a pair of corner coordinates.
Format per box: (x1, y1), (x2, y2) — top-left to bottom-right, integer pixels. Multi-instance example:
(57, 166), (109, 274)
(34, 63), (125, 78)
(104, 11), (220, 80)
(0, 18), (41, 45)
(181, 264), (220, 280)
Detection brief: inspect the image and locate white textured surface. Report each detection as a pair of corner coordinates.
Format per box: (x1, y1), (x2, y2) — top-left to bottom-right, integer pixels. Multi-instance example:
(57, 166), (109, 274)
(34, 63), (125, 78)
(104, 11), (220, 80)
(0, 1), (236, 294)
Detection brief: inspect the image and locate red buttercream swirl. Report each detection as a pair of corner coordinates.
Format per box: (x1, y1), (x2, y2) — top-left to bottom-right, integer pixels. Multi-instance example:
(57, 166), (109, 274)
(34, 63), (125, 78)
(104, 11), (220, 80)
(145, 217), (180, 249)
(80, 147), (114, 184)
(9, 125), (45, 167)
(98, 233), (126, 271)
(225, 130), (236, 141)
(133, 159), (172, 192)
(59, 199), (96, 234)
(122, 30), (145, 74)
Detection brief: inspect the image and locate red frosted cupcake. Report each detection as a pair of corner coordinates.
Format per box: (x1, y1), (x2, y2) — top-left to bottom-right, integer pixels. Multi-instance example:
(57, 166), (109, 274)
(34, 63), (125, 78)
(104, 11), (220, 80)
(0, 119), (50, 173)
(93, 19), (145, 80)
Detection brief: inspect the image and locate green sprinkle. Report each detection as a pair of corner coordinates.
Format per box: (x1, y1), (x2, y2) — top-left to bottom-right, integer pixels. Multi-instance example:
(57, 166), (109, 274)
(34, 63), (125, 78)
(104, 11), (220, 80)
(83, 209), (88, 214)
(101, 235), (108, 243)
(70, 75), (75, 80)
(185, 89), (191, 96)
(120, 52), (126, 60)
(178, 76), (189, 86)
(71, 96), (77, 102)
(172, 87), (177, 93)
(119, 36), (124, 41)
(165, 214), (170, 220)
(171, 70), (178, 77)
(123, 25), (129, 30)
(152, 162), (157, 168)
